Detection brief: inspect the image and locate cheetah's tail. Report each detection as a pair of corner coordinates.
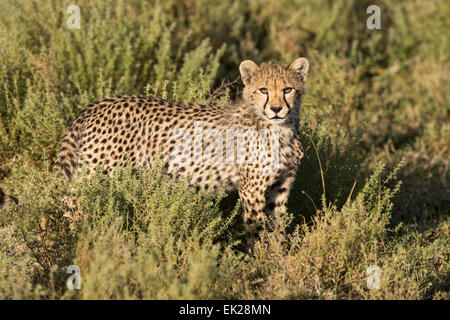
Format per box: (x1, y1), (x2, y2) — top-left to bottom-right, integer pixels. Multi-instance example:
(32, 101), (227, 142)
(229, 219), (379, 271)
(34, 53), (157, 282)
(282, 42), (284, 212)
(1, 116), (82, 208)
(53, 121), (82, 182)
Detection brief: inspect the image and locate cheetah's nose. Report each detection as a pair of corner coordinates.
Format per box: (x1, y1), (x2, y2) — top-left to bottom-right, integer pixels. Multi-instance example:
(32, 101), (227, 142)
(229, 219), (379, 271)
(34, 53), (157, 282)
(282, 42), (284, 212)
(270, 106), (282, 113)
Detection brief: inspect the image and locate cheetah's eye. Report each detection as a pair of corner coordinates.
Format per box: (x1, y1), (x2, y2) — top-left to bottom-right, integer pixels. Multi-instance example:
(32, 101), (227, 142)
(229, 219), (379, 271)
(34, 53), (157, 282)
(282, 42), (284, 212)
(259, 88), (268, 94)
(283, 87), (293, 94)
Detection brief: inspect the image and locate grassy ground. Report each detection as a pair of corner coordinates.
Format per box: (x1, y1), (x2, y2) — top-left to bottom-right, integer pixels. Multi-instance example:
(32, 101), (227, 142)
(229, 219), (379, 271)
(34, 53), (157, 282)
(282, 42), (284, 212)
(0, 0), (448, 299)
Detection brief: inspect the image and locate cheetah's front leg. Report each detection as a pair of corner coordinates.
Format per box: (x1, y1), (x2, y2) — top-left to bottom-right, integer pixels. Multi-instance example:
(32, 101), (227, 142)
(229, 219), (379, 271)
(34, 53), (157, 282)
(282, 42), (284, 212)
(264, 173), (297, 250)
(265, 173), (296, 223)
(238, 187), (266, 232)
(237, 171), (277, 249)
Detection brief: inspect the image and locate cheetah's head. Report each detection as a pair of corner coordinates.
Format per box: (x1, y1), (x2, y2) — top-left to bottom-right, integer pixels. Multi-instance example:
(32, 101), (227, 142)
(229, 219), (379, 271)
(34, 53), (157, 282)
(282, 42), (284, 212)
(239, 58), (309, 125)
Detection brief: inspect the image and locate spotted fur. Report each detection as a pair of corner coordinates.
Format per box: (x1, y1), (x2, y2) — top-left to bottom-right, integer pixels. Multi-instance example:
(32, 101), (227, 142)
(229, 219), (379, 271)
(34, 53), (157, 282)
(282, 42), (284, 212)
(17, 58), (310, 241)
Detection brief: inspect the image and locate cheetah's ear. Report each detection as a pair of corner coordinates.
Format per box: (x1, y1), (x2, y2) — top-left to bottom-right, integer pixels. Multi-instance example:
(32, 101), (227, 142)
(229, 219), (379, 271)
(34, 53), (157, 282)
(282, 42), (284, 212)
(289, 57), (309, 81)
(239, 60), (261, 86)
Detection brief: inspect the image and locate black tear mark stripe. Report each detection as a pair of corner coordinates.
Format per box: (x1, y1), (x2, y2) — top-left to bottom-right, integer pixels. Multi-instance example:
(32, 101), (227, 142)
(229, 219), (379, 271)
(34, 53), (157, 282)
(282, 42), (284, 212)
(283, 94), (291, 111)
(283, 93), (291, 111)
(263, 92), (269, 111)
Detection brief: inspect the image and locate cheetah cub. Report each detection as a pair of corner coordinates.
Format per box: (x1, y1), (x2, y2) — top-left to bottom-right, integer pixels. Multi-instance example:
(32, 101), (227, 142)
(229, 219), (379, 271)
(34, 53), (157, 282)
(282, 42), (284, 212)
(53, 57), (309, 242)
